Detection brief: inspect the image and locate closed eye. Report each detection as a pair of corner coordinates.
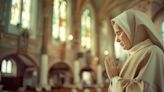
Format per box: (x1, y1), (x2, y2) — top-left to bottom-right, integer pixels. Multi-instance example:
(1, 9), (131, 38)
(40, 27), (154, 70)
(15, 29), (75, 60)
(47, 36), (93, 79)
(116, 31), (121, 35)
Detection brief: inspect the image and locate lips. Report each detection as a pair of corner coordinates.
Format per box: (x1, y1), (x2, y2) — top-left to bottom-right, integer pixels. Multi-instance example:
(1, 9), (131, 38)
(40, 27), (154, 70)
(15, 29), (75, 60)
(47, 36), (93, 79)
(120, 43), (124, 46)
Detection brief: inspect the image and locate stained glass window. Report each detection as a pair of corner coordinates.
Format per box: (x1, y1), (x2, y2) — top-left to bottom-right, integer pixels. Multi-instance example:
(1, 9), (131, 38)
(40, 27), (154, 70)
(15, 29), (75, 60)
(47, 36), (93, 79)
(52, 0), (67, 42)
(10, 0), (21, 25)
(81, 9), (92, 49)
(10, 0), (31, 28)
(22, 0), (31, 28)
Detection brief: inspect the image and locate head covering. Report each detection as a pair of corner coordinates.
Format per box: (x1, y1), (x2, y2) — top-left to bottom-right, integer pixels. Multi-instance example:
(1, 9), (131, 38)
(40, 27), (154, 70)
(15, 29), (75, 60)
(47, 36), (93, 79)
(111, 9), (164, 52)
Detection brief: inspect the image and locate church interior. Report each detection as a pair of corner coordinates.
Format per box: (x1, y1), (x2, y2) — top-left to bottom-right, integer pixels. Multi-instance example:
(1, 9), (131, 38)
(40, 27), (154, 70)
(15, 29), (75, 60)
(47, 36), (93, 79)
(0, 0), (163, 92)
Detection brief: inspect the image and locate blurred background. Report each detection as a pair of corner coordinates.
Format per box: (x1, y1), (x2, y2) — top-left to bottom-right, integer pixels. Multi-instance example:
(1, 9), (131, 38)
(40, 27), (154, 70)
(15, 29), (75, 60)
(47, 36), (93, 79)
(0, 0), (163, 91)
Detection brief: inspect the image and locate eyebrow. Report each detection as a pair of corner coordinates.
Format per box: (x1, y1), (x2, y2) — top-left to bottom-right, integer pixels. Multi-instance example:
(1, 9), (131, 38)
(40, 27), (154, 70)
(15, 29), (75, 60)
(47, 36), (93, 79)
(115, 31), (122, 35)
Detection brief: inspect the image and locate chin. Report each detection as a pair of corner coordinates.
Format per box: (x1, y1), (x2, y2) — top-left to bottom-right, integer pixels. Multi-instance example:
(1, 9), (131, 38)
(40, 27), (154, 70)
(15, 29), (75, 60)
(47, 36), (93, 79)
(123, 46), (129, 50)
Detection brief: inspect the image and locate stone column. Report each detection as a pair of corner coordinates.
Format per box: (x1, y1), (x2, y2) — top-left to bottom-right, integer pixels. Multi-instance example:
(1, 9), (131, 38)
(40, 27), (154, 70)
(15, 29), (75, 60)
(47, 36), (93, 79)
(97, 64), (103, 86)
(40, 54), (49, 89)
(39, 17), (49, 90)
(74, 60), (80, 85)
(39, 0), (52, 90)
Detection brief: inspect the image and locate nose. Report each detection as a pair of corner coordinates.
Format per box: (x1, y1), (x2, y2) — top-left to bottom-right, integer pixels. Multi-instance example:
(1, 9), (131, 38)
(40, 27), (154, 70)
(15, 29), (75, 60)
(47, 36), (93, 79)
(115, 36), (120, 42)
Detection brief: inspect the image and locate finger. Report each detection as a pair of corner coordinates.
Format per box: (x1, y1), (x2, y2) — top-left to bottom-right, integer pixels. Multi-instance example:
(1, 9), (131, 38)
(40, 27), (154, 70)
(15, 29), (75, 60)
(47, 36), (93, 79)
(111, 57), (117, 66)
(108, 56), (115, 67)
(104, 57), (113, 78)
(106, 57), (112, 65)
(104, 59), (110, 70)
(116, 65), (121, 72)
(104, 57), (110, 68)
(104, 62), (111, 78)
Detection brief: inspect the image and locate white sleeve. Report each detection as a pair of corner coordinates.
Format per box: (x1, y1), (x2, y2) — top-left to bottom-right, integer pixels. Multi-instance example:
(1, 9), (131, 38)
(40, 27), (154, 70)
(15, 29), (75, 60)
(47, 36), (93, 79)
(108, 76), (122, 92)
(108, 76), (145, 92)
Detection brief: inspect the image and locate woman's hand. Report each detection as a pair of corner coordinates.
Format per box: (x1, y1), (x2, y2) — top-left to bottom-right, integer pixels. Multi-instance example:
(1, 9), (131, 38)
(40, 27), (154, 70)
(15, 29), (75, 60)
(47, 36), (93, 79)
(104, 56), (120, 79)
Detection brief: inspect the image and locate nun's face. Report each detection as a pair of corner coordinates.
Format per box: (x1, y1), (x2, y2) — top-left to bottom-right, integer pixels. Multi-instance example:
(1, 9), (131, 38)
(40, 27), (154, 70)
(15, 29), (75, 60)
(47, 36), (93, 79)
(113, 24), (132, 50)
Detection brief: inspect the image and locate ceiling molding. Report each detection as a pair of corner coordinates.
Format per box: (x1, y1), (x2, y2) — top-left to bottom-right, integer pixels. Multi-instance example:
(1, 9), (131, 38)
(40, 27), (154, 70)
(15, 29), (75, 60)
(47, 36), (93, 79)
(97, 0), (113, 20)
(98, 0), (143, 21)
(75, 0), (87, 18)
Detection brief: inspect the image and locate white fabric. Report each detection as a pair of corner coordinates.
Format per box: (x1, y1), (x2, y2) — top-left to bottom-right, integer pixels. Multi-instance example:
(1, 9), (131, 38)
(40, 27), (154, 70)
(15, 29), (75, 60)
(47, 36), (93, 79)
(109, 76), (122, 92)
(111, 9), (164, 52)
(109, 39), (164, 92)
(109, 9), (164, 92)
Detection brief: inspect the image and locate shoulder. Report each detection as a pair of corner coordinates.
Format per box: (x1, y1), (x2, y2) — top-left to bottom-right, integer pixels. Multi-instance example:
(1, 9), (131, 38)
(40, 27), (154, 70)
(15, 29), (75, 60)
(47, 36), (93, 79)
(147, 45), (163, 55)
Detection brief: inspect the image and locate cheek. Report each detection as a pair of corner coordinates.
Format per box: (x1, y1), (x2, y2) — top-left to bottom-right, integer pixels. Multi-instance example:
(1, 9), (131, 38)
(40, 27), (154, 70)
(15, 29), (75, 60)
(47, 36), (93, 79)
(122, 35), (131, 47)
(125, 38), (132, 48)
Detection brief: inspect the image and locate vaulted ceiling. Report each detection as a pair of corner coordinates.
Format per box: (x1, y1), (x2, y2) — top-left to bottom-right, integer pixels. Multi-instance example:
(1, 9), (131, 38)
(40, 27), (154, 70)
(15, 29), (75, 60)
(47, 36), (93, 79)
(75, 0), (148, 21)
(95, 0), (143, 20)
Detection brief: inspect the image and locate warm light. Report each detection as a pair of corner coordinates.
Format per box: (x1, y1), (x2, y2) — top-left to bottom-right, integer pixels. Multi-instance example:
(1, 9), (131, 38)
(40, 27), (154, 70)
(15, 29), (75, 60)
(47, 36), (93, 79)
(1, 59), (7, 73)
(104, 50), (109, 55)
(59, 26), (66, 41)
(82, 71), (92, 85)
(94, 57), (99, 61)
(1, 59), (12, 73)
(60, 1), (66, 18)
(52, 24), (59, 39)
(52, 0), (67, 41)
(10, 0), (21, 25)
(86, 37), (91, 49)
(68, 35), (73, 40)
(7, 60), (12, 73)
(81, 9), (92, 49)
(22, 0), (31, 28)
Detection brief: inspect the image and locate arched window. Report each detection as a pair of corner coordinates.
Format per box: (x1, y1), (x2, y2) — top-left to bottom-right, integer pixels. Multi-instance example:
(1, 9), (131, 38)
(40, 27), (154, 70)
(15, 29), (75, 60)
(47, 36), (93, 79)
(1, 59), (7, 73)
(7, 60), (12, 73)
(82, 71), (92, 85)
(10, 0), (21, 26)
(1, 59), (17, 76)
(161, 21), (164, 41)
(1, 59), (12, 74)
(52, 0), (67, 42)
(81, 9), (92, 50)
(10, 0), (31, 28)
(9, 0), (38, 38)
(22, 0), (31, 28)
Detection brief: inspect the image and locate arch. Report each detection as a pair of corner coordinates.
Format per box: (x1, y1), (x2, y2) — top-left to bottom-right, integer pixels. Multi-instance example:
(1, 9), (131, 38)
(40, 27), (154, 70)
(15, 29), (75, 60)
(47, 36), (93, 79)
(1, 59), (17, 76)
(0, 50), (39, 90)
(49, 62), (71, 73)
(80, 66), (94, 77)
(80, 2), (96, 21)
(48, 62), (73, 88)
(0, 50), (38, 69)
(80, 66), (96, 85)
(80, 3), (96, 56)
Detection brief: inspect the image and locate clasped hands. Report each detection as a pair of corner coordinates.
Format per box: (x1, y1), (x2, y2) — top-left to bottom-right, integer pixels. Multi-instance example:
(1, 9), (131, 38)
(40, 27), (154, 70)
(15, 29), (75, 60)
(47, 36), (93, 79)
(104, 56), (120, 79)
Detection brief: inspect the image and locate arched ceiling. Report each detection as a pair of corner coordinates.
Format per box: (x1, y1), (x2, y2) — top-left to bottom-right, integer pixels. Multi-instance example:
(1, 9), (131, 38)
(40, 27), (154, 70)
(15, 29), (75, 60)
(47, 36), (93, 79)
(74, 0), (152, 21)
